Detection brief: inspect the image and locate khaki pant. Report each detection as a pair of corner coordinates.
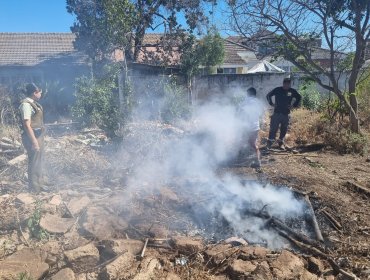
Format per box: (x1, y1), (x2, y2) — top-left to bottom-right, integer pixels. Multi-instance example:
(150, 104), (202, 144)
(22, 131), (44, 192)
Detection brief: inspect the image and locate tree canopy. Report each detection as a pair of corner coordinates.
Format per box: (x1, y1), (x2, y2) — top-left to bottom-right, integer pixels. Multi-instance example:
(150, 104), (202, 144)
(229, 0), (370, 132)
(67, 0), (217, 62)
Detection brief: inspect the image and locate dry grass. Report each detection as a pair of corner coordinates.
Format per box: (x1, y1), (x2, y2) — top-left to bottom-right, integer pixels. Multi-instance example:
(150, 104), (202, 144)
(0, 125), (20, 142)
(288, 108), (325, 145)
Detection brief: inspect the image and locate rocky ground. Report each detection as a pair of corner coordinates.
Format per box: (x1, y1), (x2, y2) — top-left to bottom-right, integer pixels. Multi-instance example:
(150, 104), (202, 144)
(0, 122), (369, 280)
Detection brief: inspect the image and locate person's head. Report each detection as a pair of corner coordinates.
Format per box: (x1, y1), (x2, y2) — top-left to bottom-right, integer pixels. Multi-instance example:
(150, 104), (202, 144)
(247, 87), (257, 97)
(25, 83), (42, 101)
(283, 77), (291, 90)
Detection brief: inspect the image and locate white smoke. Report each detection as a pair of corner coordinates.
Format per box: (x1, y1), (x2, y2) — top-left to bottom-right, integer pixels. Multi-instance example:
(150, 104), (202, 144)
(118, 85), (305, 248)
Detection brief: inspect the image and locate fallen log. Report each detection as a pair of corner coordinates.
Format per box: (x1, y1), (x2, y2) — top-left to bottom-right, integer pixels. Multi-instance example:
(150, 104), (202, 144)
(8, 154), (27, 166)
(140, 238), (149, 258)
(345, 181), (370, 197)
(243, 209), (323, 249)
(321, 209), (342, 231)
(276, 228), (358, 280)
(304, 195), (324, 242)
(0, 142), (19, 150)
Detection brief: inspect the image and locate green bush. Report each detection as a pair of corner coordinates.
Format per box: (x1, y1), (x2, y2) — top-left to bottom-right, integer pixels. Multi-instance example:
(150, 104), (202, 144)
(160, 80), (191, 124)
(299, 81), (323, 111)
(72, 65), (121, 137)
(323, 125), (368, 155)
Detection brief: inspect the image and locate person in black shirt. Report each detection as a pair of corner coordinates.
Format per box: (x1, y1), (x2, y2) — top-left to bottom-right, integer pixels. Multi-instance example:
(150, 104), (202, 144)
(266, 77), (301, 149)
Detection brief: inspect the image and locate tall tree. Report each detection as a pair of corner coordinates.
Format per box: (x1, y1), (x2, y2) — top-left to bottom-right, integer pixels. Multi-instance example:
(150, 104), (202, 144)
(66, 0), (216, 63)
(180, 29), (225, 102)
(229, 0), (370, 133)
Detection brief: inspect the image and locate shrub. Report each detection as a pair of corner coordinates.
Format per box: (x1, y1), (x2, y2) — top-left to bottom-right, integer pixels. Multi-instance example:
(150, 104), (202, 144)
(299, 81), (323, 111)
(323, 125), (368, 155)
(160, 80), (191, 124)
(289, 108), (325, 145)
(72, 65), (121, 137)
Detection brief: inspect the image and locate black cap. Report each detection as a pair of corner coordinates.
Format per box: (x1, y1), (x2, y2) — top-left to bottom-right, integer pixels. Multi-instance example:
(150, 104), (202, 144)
(25, 83), (40, 96)
(283, 77), (291, 83)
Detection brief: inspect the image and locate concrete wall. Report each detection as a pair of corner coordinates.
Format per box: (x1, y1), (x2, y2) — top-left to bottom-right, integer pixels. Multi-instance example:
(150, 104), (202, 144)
(193, 72), (288, 103)
(193, 71), (350, 104)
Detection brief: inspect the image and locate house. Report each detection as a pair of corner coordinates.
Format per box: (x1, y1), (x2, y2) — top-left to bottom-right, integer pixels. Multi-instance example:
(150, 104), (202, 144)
(0, 33), (90, 120)
(216, 38), (259, 74)
(0, 33), (89, 86)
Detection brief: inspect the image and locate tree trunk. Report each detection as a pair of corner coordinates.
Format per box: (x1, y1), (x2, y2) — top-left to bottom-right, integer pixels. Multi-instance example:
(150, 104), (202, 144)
(349, 93), (360, 133)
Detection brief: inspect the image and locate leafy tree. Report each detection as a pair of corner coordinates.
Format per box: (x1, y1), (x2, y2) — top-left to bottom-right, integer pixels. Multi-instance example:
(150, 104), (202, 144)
(229, 0), (370, 133)
(66, 0), (216, 63)
(180, 29), (225, 102)
(66, 0), (136, 64)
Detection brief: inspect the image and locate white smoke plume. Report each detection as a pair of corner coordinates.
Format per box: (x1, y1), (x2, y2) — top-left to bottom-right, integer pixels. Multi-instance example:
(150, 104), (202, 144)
(118, 85), (306, 248)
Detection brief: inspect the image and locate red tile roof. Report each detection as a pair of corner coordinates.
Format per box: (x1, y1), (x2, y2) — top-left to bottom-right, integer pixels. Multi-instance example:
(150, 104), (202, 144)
(0, 33), (87, 66)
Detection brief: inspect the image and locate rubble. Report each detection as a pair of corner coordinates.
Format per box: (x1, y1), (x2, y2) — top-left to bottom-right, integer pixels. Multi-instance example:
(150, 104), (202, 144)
(99, 252), (136, 280)
(67, 195), (91, 216)
(100, 239), (144, 256)
(172, 236), (204, 254)
(51, 268), (76, 280)
(64, 243), (100, 272)
(39, 213), (75, 234)
(0, 126), (367, 279)
(15, 193), (35, 205)
(0, 248), (49, 279)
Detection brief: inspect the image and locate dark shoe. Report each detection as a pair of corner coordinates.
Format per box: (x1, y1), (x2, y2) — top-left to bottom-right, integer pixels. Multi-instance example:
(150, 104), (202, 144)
(266, 140), (273, 149)
(277, 140), (286, 150)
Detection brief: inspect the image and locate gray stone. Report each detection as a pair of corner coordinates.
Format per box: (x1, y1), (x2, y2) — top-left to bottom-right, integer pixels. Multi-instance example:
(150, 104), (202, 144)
(228, 259), (257, 278)
(67, 196), (91, 216)
(82, 207), (127, 240)
(172, 237), (204, 254)
(132, 258), (161, 280)
(0, 248), (49, 279)
(49, 195), (63, 206)
(64, 243), (99, 272)
(51, 268), (75, 280)
(15, 193), (35, 205)
(100, 239), (144, 256)
(99, 252), (135, 280)
(270, 250), (306, 279)
(39, 213), (75, 234)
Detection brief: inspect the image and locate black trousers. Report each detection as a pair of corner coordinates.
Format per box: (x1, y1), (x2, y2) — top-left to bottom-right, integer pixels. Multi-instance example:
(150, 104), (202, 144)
(268, 113), (290, 142)
(22, 132), (44, 192)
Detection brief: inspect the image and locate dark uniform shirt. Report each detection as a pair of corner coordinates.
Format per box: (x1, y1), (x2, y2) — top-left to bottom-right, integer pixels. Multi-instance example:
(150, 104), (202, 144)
(266, 87), (301, 115)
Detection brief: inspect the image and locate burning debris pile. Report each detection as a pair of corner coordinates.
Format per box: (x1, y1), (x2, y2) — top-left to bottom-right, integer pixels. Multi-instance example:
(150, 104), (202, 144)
(0, 97), (366, 279)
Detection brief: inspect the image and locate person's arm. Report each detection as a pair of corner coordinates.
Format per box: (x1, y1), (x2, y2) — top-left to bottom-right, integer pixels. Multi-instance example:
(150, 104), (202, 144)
(292, 89), (302, 108)
(266, 88), (276, 106)
(23, 120), (40, 151)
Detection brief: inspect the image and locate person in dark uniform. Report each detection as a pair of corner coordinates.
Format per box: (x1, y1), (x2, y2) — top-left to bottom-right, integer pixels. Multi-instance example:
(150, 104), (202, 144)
(266, 77), (301, 149)
(19, 83), (45, 193)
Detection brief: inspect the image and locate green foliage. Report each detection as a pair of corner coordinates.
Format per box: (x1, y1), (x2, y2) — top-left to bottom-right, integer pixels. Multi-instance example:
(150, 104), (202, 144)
(299, 81), (323, 111)
(66, 0), (135, 60)
(67, 0), (215, 62)
(16, 272), (34, 280)
(180, 29), (225, 77)
(160, 80), (191, 124)
(324, 128), (368, 155)
(72, 65), (121, 137)
(27, 200), (49, 241)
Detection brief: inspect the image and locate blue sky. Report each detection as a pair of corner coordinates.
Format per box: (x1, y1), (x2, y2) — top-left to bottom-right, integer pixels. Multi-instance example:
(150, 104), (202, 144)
(0, 0), (75, 32)
(0, 0), (229, 34)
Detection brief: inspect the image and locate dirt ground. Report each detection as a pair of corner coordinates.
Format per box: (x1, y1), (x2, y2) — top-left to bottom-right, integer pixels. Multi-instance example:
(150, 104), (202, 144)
(0, 123), (369, 279)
